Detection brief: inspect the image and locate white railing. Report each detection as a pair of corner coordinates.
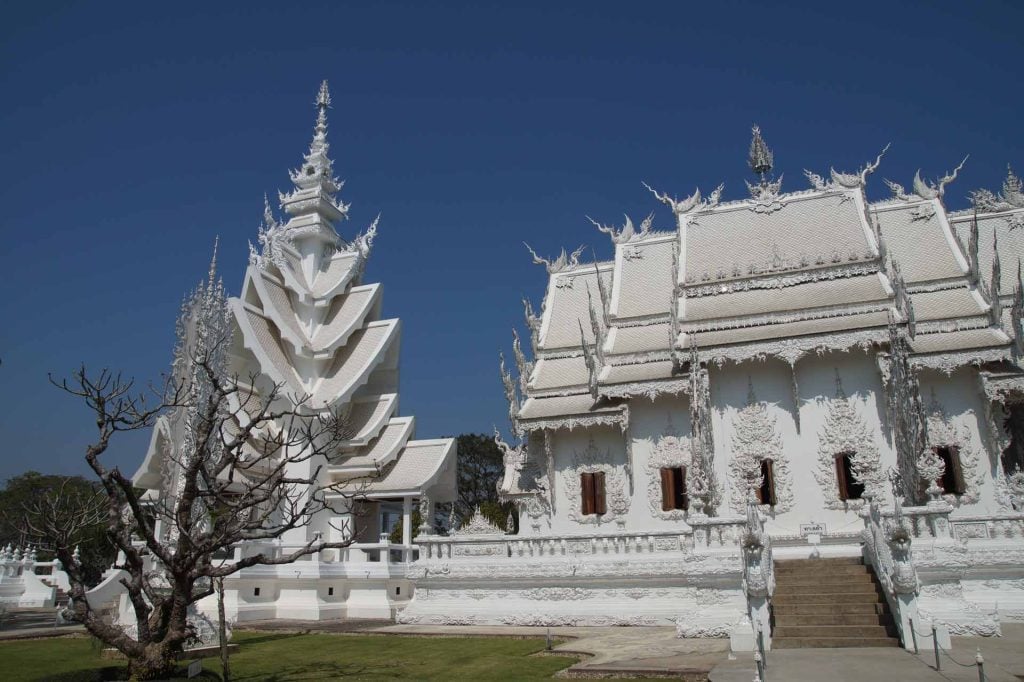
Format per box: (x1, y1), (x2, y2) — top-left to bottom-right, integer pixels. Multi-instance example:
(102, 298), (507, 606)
(881, 506), (1024, 544)
(416, 516), (747, 562)
(861, 492), (919, 650)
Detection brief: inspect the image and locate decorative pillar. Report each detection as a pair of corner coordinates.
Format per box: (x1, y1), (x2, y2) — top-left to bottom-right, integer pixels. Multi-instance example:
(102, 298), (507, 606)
(402, 496), (413, 561)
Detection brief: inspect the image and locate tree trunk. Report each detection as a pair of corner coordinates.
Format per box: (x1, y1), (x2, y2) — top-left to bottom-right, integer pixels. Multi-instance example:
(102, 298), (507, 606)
(128, 642), (178, 680)
(217, 577), (230, 682)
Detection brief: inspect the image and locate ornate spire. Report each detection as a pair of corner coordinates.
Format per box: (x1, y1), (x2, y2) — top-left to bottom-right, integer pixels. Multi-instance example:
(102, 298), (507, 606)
(278, 81), (350, 244)
(748, 125), (774, 183)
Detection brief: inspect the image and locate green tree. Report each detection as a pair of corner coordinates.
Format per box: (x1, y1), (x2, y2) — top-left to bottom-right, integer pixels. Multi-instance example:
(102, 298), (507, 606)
(453, 433), (516, 533)
(0, 471), (114, 586)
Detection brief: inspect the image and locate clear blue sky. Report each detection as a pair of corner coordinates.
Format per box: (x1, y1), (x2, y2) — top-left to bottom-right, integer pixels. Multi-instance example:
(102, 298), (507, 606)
(1, 1), (1021, 482)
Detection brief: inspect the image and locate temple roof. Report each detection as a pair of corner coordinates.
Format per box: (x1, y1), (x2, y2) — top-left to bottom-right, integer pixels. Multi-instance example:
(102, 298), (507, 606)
(507, 142), (1022, 428)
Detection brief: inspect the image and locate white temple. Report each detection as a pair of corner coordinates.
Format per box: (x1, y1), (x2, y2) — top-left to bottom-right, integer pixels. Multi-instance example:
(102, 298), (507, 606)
(127, 82), (457, 622)
(403, 129), (1024, 650)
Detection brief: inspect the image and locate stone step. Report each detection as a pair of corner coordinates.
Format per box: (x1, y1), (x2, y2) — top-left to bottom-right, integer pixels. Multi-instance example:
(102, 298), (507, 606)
(774, 577), (879, 594)
(773, 624), (897, 639)
(773, 636), (900, 649)
(774, 564), (871, 577)
(773, 590), (883, 605)
(773, 612), (893, 626)
(773, 602), (885, 616)
(775, 557), (863, 567)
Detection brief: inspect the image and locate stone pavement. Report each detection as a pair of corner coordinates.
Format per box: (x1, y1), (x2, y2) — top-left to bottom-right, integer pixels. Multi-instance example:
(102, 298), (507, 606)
(370, 624), (729, 678)
(0, 607), (84, 640)
(710, 623), (1024, 682)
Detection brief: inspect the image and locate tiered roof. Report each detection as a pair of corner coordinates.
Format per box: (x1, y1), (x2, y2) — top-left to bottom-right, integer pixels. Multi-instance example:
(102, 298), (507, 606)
(137, 82), (455, 499)
(505, 131), (1024, 431)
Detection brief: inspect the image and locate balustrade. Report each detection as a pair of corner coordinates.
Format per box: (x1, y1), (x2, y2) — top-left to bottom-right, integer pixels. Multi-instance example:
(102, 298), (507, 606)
(416, 518), (747, 562)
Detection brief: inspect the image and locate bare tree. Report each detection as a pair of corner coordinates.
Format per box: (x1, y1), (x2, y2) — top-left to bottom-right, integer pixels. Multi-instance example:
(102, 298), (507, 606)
(31, 258), (364, 679)
(37, 358), (362, 678)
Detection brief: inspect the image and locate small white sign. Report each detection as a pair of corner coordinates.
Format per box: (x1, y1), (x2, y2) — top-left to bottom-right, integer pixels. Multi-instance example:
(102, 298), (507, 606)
(799, 522), (826, 536)
(187, 660), (203, 678)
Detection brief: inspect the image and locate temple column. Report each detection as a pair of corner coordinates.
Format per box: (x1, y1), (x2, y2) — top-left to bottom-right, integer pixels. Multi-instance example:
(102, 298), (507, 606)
(402, 495), (413, 561)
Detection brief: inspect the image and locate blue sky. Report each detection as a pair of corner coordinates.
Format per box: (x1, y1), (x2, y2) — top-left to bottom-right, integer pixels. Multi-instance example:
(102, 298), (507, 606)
(1, 1), (1022, 482)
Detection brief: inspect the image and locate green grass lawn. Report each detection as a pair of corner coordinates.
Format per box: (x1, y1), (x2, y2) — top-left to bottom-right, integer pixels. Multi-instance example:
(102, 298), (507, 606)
(1, 631), (580, 681)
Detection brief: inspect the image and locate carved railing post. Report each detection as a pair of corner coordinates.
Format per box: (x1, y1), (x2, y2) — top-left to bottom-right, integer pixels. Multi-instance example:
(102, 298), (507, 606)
(741, 488), (773, 651)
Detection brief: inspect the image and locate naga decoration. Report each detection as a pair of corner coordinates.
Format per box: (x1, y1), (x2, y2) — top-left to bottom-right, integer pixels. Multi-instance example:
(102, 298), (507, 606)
(966, 212), (981, 285)
(522, 297), (542, 354)
(970, 165), (1024, 213)
(989, 232), (1003, 327)
(830, 143), (890, 188)
(248, 195), (292, 270)
(886, 313), (927, 502)
(727, 382), (792, 513)
(889, 259), (916, 339)
(1013, 262), (1024, 358)
(578, 321), (600, 399)
(586, 285), (606, 367)
(499, 351), (520, 435)
(591, 261), (610, 327)
(347, 215), (380, 280)
(803, 144), (890, 191)
(511, 329), (533, 396)
(688, 337), (719, 513)
(669, 244), (683, 372)
(643, 182), (724, 215)
(588, 213), (654, 244)
(884, 156), (968, 201)
(814, 372), (886, 509)
(524, 243), (586, 273)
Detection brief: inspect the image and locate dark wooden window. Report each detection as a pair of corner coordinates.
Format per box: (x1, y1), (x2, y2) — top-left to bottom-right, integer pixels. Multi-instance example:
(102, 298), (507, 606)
(660, 466), (689, 511)
(757, 459), (777, 506)
(935, 445), (965, 495)
(580, 472), (607, 516)
(835, 452), (865, 501)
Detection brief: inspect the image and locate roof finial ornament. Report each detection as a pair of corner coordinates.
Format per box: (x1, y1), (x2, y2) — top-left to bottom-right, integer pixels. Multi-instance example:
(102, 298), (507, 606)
(748, 125), (774, 185)
(746, 126), (783, 203)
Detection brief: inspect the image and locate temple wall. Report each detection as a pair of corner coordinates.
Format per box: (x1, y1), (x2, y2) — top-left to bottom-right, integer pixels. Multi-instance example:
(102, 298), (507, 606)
(918, 368), (1002, 514)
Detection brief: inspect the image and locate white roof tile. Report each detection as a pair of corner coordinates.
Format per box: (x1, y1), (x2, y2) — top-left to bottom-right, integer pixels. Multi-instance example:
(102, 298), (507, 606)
(689, 310), (890, 346)
(910, 288), (987, 322)
(876, 201), (964, 283)
(360, 439), (456, 495)
(531, 356), (590, 391)
(540, 267), (613, 350)
(602, 361), (676, 384)
(686, 273), (888, 321)
(519, 393), (620, 420)
(612, 238), (675, 319)
(686, 192), (871, 283)
(334, 416), (413, 470)
(909, 327), (1008, 353)
(607, 323), (671, 355)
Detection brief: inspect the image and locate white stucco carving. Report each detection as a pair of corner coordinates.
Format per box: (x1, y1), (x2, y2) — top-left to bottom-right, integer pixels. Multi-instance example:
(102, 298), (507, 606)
(814, 373), (886, 509)
(646, 417), (693, 521)
(727, 384), (793, 513)
(564, 437), (631, 524)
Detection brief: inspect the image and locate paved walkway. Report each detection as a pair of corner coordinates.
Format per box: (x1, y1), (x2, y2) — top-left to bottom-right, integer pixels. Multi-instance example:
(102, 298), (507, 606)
(0, 608), (84, 640)
(711, 624), (1024, 682)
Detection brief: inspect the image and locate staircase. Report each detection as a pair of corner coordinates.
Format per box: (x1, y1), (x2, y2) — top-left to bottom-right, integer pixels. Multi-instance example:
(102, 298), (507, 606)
(772, 557), (900, 648)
